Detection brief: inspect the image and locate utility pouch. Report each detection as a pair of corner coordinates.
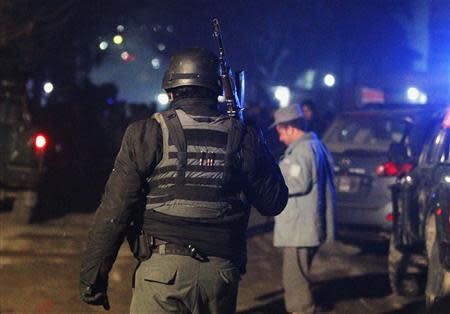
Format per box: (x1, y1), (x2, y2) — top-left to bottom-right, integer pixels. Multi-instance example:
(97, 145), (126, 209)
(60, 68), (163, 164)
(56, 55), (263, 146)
(392, 184), (421, 251)
(127, 225), (152, 261)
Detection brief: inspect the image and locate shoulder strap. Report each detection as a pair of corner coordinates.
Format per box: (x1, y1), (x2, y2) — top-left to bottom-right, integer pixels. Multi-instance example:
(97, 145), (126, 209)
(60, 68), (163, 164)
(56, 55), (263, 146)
(223, 118), (245, 185)
(161, 109), (186, 186)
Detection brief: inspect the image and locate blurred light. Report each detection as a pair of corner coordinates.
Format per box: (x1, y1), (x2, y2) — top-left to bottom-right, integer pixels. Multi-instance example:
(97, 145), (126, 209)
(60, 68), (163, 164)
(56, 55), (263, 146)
(99, 41), (108, 50)
(273, 86), (290, 108)
(323, 74), (336, 87)
(419, 93), (428, 103)
(34, 134), (47, 150)
(157, 93), (169, 105)
(113, 35), (123, 45)
(153, 25), (162, 32)
(151, 58), (161, 69)
(166, 25), (174, 33)
(157, 43), (166, 51)
(407, 87), (420, 101)
(117, 25), (125, 32)
(43, 82), (54, 94)
(121, 51), (129, 60)
(445, 175), (450, 183)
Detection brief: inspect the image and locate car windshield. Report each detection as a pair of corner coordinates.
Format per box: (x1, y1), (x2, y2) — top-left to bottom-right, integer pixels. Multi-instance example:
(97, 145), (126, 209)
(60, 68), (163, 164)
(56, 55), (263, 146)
(324, 112), (407, 153)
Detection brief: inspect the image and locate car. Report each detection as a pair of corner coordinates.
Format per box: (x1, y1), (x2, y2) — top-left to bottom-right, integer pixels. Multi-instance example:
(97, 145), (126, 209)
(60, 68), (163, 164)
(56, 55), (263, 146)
(322, 105), (437, 241)
(388, 106), (450, 309)
(0, 80), (50, 224)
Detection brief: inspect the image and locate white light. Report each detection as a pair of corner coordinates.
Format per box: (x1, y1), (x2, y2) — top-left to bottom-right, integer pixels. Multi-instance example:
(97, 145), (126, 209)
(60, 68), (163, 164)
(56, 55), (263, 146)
(419, 93), (428, 104)
(407, 87), (420, 102)
(121, 51), (129, 60)
(445, 176), (450, 183)
(157, 93), (169, 105)
(99, 41), (108, 50)
(151, 58), (161, 69)
(166, 25), (174, 33)
(274, 86), (290, 108)
(43, 82), (54, 94)
(323, 74), (336, 87)
(157, 43), (166, 51)
(117, 25), (124, 32)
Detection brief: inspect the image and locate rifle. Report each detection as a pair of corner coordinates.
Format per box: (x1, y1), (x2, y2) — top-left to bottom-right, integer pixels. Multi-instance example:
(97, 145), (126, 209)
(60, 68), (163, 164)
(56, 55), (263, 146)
(212, 18), (245, 119)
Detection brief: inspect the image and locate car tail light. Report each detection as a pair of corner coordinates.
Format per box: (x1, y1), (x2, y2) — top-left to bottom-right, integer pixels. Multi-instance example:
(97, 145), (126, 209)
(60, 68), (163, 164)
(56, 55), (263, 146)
(376, 162), (413, 177)
(34, 134), (47, 150)
(386, 213), (394, 222)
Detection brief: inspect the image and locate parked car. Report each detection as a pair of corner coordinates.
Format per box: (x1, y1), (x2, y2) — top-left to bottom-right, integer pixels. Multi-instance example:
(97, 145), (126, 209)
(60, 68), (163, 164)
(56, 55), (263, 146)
(0, 80), (51, 224)
(388, 106), (450, 309)
(322, 105), (437, 241)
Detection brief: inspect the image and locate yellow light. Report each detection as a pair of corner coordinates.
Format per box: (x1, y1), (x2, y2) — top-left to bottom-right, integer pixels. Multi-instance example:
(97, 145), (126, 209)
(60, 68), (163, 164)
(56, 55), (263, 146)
(113, 35), (123, 45)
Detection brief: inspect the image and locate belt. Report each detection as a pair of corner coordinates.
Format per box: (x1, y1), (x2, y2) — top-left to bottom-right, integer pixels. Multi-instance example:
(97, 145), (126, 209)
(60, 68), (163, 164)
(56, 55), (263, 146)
(153, 238), (209, 262)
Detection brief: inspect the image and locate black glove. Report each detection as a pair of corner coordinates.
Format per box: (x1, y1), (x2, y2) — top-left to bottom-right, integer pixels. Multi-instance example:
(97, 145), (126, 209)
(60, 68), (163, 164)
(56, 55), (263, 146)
(80, 281), (110, 310)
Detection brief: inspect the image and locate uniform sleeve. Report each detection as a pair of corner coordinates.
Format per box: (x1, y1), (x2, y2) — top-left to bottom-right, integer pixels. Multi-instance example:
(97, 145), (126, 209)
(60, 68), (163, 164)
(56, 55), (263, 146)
(241, 126), (288, 216)
(80, 119), (161, 288)
(283, 148), (314, 197)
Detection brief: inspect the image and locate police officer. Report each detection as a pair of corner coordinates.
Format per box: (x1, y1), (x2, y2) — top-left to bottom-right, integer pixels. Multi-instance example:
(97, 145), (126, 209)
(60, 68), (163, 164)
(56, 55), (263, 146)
(80, 47), (288, 313)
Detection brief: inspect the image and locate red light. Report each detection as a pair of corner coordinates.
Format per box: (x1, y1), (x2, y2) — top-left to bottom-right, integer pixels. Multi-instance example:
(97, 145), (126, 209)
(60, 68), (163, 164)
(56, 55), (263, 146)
(386, 213), (394, 222)
(34, 134), (47, 150)
(376, 162), (413, 177)
(436, 208), (443, 216)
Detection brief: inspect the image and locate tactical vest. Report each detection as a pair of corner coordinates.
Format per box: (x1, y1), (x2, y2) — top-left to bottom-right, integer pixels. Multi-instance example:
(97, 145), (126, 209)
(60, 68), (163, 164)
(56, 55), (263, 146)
(146, 108), (244, 219)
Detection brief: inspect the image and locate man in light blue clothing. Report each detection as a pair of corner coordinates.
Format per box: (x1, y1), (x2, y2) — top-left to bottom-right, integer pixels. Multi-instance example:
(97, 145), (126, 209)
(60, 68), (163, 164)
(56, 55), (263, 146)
(271, 104), (336, 314)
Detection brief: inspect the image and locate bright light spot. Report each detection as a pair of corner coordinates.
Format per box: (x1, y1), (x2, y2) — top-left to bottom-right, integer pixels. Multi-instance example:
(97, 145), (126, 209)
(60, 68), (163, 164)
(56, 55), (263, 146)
(113, 35), (123, 45)
(274, 86), (290, 108)
(323, 74), (336, 87)
(99, 41), (108, 50)
(445, 176), (450, 183)
(43, 82), (54, 94)
(157, 43), (166, 51)
(35, 134), (47, 149)
(419, 93), (428, 104)
(151, 58), (161, 69)
(153, 25), (162, 32)
(117, 25), (125, 32)
(407, 87), (420, 102)
(157, 93), (169, 105)
(166, 25), (174, 33)
(121, 51), (129, 61)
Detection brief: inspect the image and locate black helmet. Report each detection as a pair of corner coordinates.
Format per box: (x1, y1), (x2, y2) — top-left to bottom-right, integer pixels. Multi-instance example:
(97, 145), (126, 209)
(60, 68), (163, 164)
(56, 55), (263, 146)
(162, 47), (221, 93)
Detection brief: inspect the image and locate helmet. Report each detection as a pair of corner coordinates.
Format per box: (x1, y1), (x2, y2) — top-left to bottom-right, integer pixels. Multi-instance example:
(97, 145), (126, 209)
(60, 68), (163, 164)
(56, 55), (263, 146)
(162, 47), (221, 93)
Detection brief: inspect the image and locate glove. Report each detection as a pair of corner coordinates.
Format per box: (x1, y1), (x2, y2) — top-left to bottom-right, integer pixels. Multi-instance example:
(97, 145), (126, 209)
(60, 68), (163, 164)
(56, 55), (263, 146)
(80, 281), (110, 310)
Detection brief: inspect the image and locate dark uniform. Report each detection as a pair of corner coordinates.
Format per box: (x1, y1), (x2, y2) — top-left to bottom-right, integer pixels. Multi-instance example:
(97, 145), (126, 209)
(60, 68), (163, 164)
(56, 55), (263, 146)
(80, 47), (288, 313)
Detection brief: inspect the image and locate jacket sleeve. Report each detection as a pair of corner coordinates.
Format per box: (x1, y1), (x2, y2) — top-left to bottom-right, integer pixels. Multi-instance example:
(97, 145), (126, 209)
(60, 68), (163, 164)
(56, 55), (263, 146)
(80, 119), (161, 289)
(241, 126), (288, 216)
(283, 147), (314, 197)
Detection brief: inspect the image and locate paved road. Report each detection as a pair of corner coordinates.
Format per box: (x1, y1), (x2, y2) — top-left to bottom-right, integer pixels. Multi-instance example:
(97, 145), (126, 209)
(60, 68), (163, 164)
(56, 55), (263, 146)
(0, 210), (427, 313)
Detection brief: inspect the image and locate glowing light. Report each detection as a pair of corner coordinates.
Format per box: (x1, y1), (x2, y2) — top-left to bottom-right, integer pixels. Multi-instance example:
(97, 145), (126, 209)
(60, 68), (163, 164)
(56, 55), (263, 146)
(153, 25), (162, 32)
(323, 74), (336, 87)
(445, 175), (450, 183)
(151, 58), (161, 69)
(407, 87), (420, 102)
(99, 41), (108, 50)
(157, 43), (166, 51)
(117, 25), (124, 32)
(166, 25), (174, 33)
(274, 86), (290, 108)
(113, 35), (123, 45)
(157, 93), (169, 105)
(43, 82), (54, 94)
(34, 134), (47, 149)
(121, 51), (129, 60)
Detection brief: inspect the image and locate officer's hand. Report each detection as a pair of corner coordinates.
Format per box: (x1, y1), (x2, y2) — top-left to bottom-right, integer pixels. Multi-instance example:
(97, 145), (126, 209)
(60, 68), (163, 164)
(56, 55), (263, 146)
(80, 283), (110, 310)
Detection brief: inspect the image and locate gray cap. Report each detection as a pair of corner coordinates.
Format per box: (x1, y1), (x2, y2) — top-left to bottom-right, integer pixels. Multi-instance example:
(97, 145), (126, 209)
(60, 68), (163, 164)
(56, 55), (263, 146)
(269, 104), (304, 129)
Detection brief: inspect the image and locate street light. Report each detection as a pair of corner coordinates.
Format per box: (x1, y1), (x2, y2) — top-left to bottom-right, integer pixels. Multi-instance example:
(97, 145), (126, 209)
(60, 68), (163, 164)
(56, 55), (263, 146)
(99, 41), (108, 50)
(323, 74), (336, 87)
(157, 93), (169, 106)
(113, 35), (123, 45)
(274, 86), (290, 108)
(43, 82), (54, 94)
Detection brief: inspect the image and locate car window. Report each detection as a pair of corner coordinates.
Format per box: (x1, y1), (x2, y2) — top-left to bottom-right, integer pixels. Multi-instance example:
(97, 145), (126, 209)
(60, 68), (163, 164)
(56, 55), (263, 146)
(323, 113), (406, 153)
(419, 128), (448, 166)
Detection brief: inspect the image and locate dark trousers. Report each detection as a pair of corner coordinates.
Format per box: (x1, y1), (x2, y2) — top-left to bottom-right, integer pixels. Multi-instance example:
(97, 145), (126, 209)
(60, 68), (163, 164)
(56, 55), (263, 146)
(130, 253), (240, 314)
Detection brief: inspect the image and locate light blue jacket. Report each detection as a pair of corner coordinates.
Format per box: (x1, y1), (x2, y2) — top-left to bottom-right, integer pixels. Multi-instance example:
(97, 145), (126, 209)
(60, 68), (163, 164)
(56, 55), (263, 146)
(274, 132), (336, 247)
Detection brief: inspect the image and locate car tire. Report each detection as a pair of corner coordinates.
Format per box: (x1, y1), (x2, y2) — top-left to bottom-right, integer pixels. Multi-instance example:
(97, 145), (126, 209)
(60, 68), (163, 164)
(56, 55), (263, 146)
(10, 191), (38, 224)
(425, 214), (450, 310)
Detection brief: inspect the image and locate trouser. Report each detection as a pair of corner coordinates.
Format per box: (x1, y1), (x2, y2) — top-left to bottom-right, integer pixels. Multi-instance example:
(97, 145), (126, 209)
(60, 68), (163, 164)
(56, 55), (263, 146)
(130, 253), (240, 314)
(282, 246), (318, 314)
